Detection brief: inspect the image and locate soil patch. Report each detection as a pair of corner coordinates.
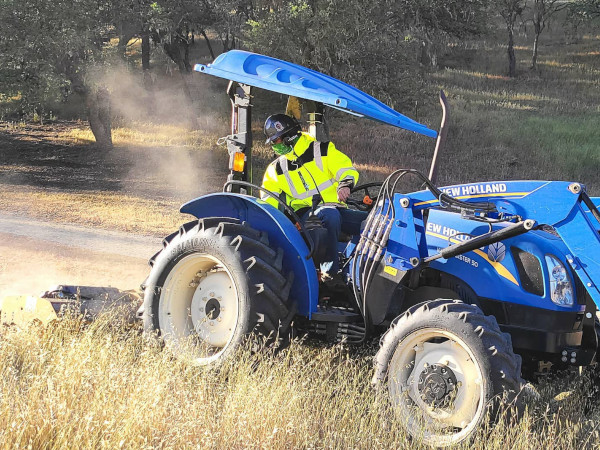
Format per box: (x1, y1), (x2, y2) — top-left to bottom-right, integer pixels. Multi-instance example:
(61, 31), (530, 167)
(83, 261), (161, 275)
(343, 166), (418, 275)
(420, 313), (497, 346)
(0, 121), (229, 201)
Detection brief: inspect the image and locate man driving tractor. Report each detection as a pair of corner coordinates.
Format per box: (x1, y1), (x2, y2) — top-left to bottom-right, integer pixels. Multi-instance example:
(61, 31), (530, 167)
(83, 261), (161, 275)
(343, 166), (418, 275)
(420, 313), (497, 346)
(261, 113), (362, 282)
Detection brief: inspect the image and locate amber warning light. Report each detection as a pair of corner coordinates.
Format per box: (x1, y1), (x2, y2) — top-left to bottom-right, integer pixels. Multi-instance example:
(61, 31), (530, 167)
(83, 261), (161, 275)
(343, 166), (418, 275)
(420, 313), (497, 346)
(233, 152), (245, 172)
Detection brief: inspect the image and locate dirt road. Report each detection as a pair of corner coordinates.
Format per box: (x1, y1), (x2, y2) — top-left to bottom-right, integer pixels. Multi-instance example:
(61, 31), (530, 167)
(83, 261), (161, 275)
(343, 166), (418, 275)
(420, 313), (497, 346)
(0, 212), (161, 298)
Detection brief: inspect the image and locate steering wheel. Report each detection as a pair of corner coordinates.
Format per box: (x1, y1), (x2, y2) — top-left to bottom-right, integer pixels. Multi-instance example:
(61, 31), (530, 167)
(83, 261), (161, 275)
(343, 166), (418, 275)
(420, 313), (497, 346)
(346, 182), (383, 211)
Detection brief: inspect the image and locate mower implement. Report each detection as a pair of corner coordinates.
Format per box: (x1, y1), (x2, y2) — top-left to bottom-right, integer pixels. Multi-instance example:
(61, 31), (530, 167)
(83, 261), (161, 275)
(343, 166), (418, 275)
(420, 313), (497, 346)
(0, 285), (141, 327)
(140, 50), (600, 445)
(0, 295), (58, 327)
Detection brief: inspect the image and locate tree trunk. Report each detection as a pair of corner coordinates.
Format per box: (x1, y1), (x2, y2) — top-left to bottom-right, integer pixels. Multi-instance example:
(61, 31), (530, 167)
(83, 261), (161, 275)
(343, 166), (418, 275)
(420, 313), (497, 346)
(142, 30), (156, 115)
(141, 30), (150, 71)
(200, 29), (215, 60)
(184, 38), (191, 72)
(507, 25), (516, 77)
(532, 32), (540, 70)
(118, 33), (135, 57)
(163, 36), (191, 73)
(86, 88), (113, 150)
(116, 20), (137, 58)
(179, 72), (199, 129)
(62, 55), (113, 149)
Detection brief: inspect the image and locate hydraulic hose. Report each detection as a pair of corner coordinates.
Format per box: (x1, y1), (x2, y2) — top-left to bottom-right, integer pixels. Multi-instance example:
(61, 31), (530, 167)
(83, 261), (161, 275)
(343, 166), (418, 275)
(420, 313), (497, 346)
(351, 169), (501, 342)
(385, 169), (496, 212)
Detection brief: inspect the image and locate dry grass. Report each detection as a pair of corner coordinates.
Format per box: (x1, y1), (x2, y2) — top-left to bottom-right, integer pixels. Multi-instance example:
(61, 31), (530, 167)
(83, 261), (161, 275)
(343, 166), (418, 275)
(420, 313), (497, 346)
(0, 185), (183, 236)
(59, 122), (218, 149)
(0, 311), (598, 449)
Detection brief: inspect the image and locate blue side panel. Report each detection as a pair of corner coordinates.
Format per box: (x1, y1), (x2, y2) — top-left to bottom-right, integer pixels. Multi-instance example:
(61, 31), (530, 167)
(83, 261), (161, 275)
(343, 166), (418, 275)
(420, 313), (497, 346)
(397, 179), (600, 310)
(422, 209), (582, 313)
(195, 50), (438, 138)
(179, 193), (318, 318)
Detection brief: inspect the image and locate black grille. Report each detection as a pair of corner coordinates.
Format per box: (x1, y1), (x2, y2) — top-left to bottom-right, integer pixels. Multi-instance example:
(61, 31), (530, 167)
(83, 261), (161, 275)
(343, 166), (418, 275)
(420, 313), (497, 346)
(572, 272), (589, 305)
(511, 247), (544, 296)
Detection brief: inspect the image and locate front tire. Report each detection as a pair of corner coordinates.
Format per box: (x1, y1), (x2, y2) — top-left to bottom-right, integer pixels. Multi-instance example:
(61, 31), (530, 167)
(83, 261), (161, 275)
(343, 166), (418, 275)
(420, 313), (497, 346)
(373, 299), (524, 446)
(143, 217), (295, 365)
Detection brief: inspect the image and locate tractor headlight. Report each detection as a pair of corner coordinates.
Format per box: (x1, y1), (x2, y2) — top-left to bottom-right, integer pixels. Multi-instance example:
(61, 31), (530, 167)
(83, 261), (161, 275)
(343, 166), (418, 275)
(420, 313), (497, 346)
(545, 255), (573, 307)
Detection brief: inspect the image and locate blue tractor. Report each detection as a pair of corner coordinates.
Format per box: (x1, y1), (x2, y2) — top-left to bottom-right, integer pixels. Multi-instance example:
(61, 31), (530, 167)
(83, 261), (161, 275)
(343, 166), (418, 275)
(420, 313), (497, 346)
(140, 51), (600, 445)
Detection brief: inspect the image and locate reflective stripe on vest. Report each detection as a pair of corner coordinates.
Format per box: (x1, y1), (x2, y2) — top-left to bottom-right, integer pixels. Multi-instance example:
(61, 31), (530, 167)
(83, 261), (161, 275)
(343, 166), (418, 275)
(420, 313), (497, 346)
(335, 166), (357, 181)
(278, 156), (334, 200)
(314, 141), (324, 171)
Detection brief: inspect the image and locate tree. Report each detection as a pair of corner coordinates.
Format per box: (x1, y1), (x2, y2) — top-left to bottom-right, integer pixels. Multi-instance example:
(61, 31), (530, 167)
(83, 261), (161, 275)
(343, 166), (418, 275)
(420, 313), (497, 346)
(110, 0), (155, 73)
(391, 0), (489, 68)
(570, 0), (600, 21)
(149, 0), (216, 73)
(244, 0), (488, 107)
(495, 0), (527, 77)
(141, 0), (218, 127)
(0, 0), (115, 148)
(212, 0), (259, 52)
(527, 0), (567, 70)
(245, 0), (420, 106)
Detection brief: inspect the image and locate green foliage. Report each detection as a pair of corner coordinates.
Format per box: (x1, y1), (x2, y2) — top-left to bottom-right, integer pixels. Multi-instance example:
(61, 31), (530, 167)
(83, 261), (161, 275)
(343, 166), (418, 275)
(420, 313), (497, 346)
(244, 0), (489, 108)
(148, 0), (215, 34)
(0, 0), (491, 117)
(570, 0), (600, 22)
(245, 0), (419, 107)
(393, 0), (489, 39)
(0, 0), (218, 118)
(0, 0), (113, 117)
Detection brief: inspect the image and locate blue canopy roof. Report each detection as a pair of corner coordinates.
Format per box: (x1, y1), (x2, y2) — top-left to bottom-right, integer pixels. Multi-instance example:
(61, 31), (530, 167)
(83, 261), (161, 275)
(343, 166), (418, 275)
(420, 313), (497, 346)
(195, 50), (438, 138)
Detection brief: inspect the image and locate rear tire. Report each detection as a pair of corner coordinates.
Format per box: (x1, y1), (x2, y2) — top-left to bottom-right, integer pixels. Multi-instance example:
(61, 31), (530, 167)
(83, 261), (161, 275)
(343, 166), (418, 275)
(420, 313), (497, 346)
(373, 299), (525, 447)
(143, 217), (295, 365)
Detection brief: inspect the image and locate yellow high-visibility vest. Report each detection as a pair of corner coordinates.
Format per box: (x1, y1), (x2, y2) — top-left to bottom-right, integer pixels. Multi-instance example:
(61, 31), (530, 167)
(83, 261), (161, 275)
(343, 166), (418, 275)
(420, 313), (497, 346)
(261, 133), (359, 211)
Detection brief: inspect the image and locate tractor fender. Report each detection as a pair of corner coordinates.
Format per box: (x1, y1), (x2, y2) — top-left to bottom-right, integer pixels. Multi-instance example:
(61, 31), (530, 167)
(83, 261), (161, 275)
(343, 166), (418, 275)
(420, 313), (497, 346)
(179, 193), (318, 318)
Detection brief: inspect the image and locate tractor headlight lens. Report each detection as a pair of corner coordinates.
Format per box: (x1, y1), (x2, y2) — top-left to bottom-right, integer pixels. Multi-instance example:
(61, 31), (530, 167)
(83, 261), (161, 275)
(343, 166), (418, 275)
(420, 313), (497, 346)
(551, 264), (566, 282)
(545, 255), (573, 307)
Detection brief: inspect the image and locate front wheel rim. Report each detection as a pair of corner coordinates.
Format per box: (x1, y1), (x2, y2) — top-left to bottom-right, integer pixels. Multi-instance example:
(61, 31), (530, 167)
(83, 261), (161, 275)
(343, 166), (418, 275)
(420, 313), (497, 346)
(158, 253), (240, 364)
(387, 328), (485, 445)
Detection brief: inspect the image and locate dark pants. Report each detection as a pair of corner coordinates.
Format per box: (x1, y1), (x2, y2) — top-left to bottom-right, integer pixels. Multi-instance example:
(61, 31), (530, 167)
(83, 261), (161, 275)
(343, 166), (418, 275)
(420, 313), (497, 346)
(300, 207), (367, 274)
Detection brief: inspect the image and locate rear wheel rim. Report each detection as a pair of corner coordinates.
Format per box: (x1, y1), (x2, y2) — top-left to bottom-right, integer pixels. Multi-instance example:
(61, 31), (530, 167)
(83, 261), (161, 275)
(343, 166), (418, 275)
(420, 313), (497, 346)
(158, 253), (239, 364)
(387, 328), (485, 446)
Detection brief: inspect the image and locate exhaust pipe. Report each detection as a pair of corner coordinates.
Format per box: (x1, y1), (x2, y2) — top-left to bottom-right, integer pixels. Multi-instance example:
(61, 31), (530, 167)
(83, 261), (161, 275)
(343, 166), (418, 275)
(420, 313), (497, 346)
(428, 90), (449, 185)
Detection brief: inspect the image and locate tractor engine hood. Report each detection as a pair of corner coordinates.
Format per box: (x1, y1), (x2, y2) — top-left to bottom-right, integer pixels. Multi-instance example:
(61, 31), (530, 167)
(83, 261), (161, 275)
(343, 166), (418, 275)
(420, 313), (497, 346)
(195, 50), (438, 138)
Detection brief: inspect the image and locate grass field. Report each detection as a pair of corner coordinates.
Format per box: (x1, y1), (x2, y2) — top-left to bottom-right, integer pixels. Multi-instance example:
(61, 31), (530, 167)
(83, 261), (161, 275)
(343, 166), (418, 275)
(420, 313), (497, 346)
(1, 22), (600, 449)
(1, 312), (599, 449)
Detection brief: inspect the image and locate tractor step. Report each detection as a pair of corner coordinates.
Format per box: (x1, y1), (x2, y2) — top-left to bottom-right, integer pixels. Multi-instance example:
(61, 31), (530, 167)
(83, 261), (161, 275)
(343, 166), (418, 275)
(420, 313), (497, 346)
(312, 305), (362, 323)
(296, 306), (366, 343)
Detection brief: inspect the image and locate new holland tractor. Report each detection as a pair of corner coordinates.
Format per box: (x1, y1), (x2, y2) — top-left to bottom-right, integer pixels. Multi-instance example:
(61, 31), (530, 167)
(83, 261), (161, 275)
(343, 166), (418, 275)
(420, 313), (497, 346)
(139, 50), (600, 445)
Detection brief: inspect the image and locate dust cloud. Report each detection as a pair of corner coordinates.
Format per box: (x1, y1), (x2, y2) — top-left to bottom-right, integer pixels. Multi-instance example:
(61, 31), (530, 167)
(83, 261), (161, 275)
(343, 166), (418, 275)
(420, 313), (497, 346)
(97, 63), (231, 200)
(0, 64), (232, 298)
(0, 233), (149, 299)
